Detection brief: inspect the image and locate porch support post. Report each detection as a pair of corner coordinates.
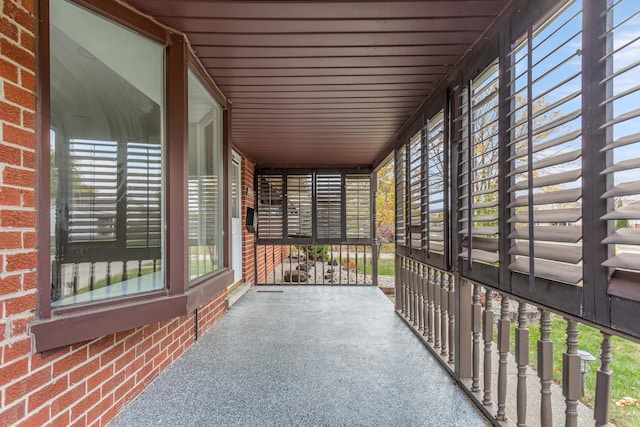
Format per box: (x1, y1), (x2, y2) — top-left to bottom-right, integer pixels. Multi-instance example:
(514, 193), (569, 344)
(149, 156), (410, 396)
(455, 275), (472, 379)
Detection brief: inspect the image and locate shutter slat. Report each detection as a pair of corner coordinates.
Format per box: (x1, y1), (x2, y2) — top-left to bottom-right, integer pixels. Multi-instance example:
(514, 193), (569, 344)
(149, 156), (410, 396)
(508, 169), (581, 192)
(508, 188), (581, 208)
(459, 249), (499, 264)
(459, 227), (499, 236)
(509, 241), (582, 264)
(603, 253), (640, 270)
(509, 225), (582, 243)
(462, 236), (499, 252)
(508, 208), (581, 223)
(601, 204), (640, 220)
(509, 130), (581, 157)
(601, 181), (640, 198)
(602, 228), (640, 245)
(509, 257), (582, 285)
(508, 149), (581, 176)
(601, 157), (640, 175)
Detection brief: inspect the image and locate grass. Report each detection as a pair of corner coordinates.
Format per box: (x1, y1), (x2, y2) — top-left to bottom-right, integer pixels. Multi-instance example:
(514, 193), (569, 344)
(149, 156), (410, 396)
(503, 313), (640, 426)
(355, 257), (395, 276)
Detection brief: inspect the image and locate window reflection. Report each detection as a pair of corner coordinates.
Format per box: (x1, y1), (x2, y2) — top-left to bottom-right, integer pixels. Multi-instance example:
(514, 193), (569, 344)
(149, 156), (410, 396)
(188, 72), (224, 281)
(50, 0), (165, 306)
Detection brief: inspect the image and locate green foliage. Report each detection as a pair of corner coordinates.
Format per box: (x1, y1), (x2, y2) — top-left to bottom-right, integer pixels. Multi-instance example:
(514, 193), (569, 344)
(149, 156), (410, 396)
(298, 245), (329, 262)
(616, 219), (630, 230)
(356, 257), (394, 276)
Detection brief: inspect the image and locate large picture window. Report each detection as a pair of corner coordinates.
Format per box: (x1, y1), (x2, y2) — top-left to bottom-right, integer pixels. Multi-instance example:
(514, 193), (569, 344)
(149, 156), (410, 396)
(188, 71), (224, 281)
(49, 0), (165, 306)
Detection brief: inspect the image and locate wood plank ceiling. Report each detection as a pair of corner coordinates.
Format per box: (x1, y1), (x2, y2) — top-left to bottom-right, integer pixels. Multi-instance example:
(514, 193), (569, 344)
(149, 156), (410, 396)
(126, 0), (510, 168)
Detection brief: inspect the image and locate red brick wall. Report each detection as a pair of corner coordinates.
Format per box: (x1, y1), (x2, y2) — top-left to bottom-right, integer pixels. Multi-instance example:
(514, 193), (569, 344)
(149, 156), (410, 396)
(0, 2), (228, 426)
(241, 157), (256, 284)
(256, 245), (290, 283)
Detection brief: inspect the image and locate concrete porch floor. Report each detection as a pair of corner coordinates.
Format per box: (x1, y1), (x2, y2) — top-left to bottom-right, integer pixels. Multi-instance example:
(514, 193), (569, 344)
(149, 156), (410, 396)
(110, 286), (488, 426)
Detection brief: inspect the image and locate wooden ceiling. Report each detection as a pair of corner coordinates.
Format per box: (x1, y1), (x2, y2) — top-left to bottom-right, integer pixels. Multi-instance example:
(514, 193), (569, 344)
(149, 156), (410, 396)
(126, 1), (510, 168)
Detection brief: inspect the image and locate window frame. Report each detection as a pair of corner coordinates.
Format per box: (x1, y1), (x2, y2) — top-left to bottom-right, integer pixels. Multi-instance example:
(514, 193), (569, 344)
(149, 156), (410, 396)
(32, 0), (233, 353)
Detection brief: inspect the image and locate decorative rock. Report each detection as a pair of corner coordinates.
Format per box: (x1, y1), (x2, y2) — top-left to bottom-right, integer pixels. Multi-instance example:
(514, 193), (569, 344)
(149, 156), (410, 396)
(284, 270), (308, 282)
(329, 259), (338, 266)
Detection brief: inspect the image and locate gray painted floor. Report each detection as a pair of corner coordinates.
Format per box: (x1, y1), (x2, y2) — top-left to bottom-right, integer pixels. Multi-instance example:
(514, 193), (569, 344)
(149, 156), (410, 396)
(110, 286), (488, 427)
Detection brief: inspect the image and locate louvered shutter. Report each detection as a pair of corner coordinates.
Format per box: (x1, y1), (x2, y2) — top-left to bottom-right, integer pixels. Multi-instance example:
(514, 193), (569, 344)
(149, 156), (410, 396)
(126, 142), (162, 249)
(395, 145), (407, 245)
(507, 0), (583, 285)
(601, 1), (640, 275)
(66, 139), (118, 244)
(287, 174), (313, 238)
(408, 131), (423, 249)
(346, 174), (371, 240)
(459, 59), (500, 265)
(316, 173), (342, 240)
(257, 174), (284, 240)
(425, 109), (446, 254)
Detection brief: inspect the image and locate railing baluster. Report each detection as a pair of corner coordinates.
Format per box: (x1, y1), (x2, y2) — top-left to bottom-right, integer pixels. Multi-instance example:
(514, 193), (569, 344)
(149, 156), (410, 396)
(496, 294), (510, 421)
(516, 301), (529, 427)
(72, 263), (79, 295)
(427, 267), (435, 343)
(400, 258), (406, 315)
(538, 309), (553, 427)
(355, 245), (359, 285)
(411, 261), (420, 326)
(409, 261), (416, 324)
(594, 332), (613, 427)
(89, 262), (95, 291)
(472, 283), (482, 392)
(419, 264), (425, 333)
(106, 261), (112, 287)
(416, 263), (422, 330)
(337, 245), (342, 286)
(563, 319), (580, 427)
(440, 272), (448, 357)
(483, 289), (494, 406)
(138, 260), (143, 277)
(434, 271), (441, 349)
(421, 265), (428, 336)
(447, 273), (456, 364)
(405, 259), (410, 317)
(122, 261), (128, 281)
(346, 244), (351, 285)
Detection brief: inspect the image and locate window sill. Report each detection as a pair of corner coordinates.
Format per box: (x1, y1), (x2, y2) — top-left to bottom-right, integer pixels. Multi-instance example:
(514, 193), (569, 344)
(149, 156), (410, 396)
(30, 268), (234, 353)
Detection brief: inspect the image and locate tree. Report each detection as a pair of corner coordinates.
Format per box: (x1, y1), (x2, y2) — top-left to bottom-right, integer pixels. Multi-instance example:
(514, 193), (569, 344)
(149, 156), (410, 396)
(376, 161), (395, 243)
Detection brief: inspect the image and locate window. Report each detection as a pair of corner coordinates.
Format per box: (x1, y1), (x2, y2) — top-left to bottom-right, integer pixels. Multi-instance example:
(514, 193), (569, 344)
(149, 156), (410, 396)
(50, 0), (165, 306)
(187, 71), (224, 281)
(34, 0), (232, 352)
